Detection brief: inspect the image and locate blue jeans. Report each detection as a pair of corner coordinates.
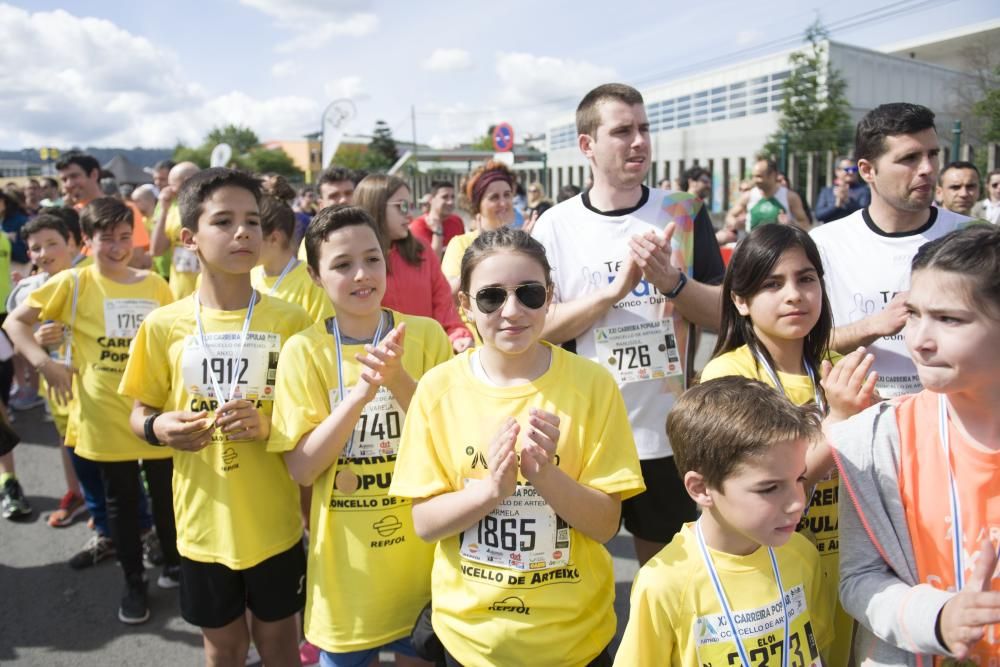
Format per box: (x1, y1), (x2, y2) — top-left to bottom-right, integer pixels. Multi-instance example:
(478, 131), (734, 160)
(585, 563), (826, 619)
(68, 447), (153, 536)
(319, 637), (419, 667)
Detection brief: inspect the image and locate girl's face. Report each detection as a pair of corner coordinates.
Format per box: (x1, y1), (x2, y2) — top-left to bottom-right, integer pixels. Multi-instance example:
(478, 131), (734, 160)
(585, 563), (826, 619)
(905, 268), (1000, 395)
(733, 246), (822, 346)
(461, 250), (551, 357)
(385, 186), (412, 242)
(309, 224), (386, 319)
(478, 180), (515, 231)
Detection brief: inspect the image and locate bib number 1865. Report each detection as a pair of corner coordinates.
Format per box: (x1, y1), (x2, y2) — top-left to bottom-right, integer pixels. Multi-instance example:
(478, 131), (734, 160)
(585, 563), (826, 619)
(477, 516), (536, 552)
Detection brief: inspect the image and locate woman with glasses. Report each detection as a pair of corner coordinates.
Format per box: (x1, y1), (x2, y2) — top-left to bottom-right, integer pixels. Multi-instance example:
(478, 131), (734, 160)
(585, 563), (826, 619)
(390, 227), (644, 667)
(353, 174), (473, 353)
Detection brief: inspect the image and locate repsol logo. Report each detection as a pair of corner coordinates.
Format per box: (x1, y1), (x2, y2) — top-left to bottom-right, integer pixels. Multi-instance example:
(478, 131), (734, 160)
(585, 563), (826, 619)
(488, 596), (530, 615)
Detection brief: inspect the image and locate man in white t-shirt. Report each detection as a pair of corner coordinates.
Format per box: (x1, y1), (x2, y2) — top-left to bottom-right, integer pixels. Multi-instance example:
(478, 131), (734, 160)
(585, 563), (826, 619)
(532, 83), (725, 564)
(811, 103), (974, 398)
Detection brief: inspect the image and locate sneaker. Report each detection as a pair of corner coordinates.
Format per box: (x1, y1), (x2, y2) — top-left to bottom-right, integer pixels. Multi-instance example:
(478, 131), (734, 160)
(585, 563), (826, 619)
(142, 528), (165, 567)
(69, 534), (115, 570)
(157, 564), (180, 589)
(9, 391), (45, 411)
(1, 478), (33, 520)
(118, 573), (150, 624)
(47, 490), (86, 527)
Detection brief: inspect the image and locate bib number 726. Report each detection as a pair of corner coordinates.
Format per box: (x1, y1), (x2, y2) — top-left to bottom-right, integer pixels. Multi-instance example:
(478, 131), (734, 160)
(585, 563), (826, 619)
(611, 344), (651, 370)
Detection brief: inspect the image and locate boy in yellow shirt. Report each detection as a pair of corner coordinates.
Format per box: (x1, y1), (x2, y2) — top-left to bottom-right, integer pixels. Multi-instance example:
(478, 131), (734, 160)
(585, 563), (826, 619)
(615, 376), (834, 666)
(269, 205), (452, 664)
(120, 168), (313, 665)
(4, 197), (177, 625)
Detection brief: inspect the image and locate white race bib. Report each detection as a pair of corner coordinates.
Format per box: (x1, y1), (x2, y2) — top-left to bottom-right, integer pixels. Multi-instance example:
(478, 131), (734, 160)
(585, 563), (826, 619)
(594, 318), (683, 384)
(103, 299), (158, 339)
(173, 247), (200, 273)
(181, 331), (280, 401)
(329, 386), (404, 458)
(460, 481), (570, 571)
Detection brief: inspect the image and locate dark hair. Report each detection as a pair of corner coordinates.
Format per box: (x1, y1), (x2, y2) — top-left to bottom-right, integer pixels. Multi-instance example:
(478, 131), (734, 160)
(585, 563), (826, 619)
(576, 83), (644, 137)
(0, 190), (26, 219)
(318, 166), (355, 188)
(754, 157), (778, 174)
(42, 177), (59, 189)
(353, 174), (424, 267)
(465, 160), (515, 214)
(679, 166), (710, 191)
(41, 207), (83, 246)
(259, 195), (296, 244)
(303, 205), (380, 273)
(667, 376), (822, 489)
(263, 174), (297, 203)
(428, 180), (455, 198)
(912, 223), (1000, 319)
(55, 152), (101, 177)
(712, 224), (833, 399)
(177, 168), (262, 232)
(153, 159), (175, 172)
(938, 160), (981, 184)
(855, 103), (936, 164)
(557, 184), (581, 203)
(459, 227), (552, 295)
(988, 168), (1000, 182)
(21, 213), (72, 246)
(80, 197), (133, 237)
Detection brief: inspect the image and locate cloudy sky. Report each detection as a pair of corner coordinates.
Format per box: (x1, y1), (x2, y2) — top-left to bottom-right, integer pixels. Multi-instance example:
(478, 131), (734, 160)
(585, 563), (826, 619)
(1, 0), (995, 150)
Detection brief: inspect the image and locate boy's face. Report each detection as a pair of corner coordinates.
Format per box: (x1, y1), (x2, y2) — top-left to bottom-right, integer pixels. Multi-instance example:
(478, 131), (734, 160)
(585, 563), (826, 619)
(708, 438), (809, 553)
(27, 229), (76, 275)
(87, 221), (133, 271)
(308, 224), (386, 318)
(183, 185), (261, 274)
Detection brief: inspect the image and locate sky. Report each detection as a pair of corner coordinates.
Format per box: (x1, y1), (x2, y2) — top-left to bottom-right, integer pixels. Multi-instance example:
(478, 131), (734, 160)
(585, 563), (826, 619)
(1, 0), (996, 150)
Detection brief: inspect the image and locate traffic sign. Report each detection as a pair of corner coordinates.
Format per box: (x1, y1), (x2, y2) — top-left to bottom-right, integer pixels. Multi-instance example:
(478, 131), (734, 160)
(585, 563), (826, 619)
(492, 122), (514, 152)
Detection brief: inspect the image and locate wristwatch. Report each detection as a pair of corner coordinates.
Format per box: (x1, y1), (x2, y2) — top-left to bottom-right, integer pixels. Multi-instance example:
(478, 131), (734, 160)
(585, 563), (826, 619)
(144, 412), (164, 446)
(665, 271), (688, 299)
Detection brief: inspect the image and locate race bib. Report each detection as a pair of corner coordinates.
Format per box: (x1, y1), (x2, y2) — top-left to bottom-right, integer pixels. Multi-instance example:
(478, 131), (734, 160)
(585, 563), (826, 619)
(594, 319), (683, 384)
(181, 331), (280, 401)
(104, 299), (158, 339)
(173, 247), (200, 273)
(330, 386), (404, 458)
(460, 481), (570, 571)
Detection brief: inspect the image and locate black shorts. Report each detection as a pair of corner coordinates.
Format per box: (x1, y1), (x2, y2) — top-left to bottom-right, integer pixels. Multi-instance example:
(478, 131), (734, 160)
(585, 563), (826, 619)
(179, 540), (306, 628)
(621, 456), (697, 543)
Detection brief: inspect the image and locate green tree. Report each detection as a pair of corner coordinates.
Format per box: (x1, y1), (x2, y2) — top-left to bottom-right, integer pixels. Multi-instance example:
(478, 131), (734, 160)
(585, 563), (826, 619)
(244, 147), (303, 179)
(470, 125), (497, 150)
(973, 65), (1000, 142)
(171, 125), (302, 180)
(207, 124), (260, 155)
(364, 120), (398, 171)
(763, 21), (853, 162)
(332, 144), (368, 171)
(172, 142), (210, 167)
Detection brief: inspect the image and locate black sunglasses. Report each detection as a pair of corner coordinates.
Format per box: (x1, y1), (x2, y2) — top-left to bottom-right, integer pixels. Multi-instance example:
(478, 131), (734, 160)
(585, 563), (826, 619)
(474, 283), (548, 314)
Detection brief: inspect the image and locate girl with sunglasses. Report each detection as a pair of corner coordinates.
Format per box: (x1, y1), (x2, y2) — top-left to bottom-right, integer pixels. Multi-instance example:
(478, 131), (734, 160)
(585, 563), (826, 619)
(354, 174), (473, 353)
(390, 227), (645, 667)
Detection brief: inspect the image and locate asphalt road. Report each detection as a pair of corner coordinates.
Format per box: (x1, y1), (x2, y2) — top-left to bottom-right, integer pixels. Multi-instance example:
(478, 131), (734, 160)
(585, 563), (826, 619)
(0, 336), (714, 665)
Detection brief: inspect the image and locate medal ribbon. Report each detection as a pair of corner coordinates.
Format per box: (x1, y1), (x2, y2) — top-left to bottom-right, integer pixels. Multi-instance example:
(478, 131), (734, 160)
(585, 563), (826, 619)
(752, 346), (826, 414)
(193, 290), (257, 404)
(269, 257), (299, 296)
(332, 310), (387, 457)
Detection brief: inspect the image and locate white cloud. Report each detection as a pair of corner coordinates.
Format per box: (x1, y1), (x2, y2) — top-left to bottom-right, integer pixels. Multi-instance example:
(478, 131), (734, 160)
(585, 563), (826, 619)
(239, 0), (377, 49)
(270, 60), (299, 78)
(736, 28), (763, 46)
(494, 52), (616, 106)
(0, 5), (320, 148)
(422, 48), (472, 72)
(323, 76), (365, 101)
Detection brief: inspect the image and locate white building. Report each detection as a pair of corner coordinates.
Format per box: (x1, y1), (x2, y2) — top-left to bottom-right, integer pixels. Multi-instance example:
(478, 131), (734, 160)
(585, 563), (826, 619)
(543, 20), (997, 212)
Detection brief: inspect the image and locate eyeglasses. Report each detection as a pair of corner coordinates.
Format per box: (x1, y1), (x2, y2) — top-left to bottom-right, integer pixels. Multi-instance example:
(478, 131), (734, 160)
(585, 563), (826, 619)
(389, 200), (413, 214)
(473, 283), (548, 314)
(841, 166), (859, 174)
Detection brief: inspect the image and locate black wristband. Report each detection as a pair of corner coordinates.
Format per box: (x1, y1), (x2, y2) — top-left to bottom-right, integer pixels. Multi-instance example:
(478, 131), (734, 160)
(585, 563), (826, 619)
(665, 271), (688, 299)
(144, 412), (164, 446)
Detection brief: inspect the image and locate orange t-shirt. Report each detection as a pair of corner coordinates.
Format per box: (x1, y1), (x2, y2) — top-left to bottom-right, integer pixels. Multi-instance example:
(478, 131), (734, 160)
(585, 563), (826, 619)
(74, 200), (150, 253)
(897, 390), (1000, 661)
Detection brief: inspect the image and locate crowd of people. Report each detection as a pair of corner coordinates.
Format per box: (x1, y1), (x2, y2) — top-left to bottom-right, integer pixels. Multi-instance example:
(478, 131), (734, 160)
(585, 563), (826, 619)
(0, 83), (997, 667)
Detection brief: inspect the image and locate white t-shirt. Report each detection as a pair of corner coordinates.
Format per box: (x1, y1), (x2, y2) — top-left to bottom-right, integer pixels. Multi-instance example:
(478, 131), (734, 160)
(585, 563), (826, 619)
(810, 206), (973, 397)
(532, 187), (723, 459)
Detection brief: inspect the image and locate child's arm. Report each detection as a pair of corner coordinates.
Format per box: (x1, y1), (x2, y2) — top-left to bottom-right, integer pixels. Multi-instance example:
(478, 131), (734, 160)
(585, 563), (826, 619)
(520, 408), (622, 544)
(936, 541), (1000, 659)
(3, 302), (73, 405)
(129, 401), (214, 452)
(411, 417), (518, 542)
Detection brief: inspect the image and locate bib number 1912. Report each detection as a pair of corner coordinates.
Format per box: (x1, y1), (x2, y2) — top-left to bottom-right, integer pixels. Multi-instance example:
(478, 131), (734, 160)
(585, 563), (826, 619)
(611, 344), (651, 370)
(202, 357), (248, 387)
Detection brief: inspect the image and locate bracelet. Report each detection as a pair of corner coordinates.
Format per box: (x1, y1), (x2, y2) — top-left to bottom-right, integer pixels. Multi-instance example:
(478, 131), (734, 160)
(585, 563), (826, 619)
(33, 357), (51, 371)
(665, 271), (688, 299)
(144, 412), (164, 446)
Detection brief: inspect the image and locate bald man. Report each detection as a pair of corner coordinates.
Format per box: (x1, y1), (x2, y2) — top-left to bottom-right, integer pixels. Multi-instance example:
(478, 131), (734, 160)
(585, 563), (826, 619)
(150, 161), (201, 299)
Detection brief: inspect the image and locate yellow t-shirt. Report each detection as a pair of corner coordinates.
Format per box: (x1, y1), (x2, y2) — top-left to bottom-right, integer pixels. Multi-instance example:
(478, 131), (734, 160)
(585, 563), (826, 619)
(440, 230), (480, 344)
(269, 311), (452, 653)
(615, 524), (834, 666)
(26, 265), (173, 462)
(119, 292), (313, 568)
(250, 260), (334, 323)
(389, 344), (645, 667)
(165, 204), (199, 300)
(700, 344), (850, 667)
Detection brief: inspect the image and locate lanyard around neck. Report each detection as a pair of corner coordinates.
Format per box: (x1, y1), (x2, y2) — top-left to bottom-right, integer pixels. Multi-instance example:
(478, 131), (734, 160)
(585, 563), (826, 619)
(752, 346), (826, 414)
(193, 290), (257, 405)
(269, 257), (299, 295)
(696, 520), (789, 667)
(938, 394), (966, 589)
(332, 311), (387, 454)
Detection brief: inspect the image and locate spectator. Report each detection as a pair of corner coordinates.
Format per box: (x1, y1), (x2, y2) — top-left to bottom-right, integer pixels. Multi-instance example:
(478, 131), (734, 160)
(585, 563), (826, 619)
(39, 177), (62, 208)
(935, 160), (980, 217)
(0, 190), (30, 264)
(409, 180), (465, 257)
(525, 182), (553, 228)
(150, 159), (174, 196)
(23, 179), (42, 215)
(971, 168), (1000, 223)
(317, 166), (355, 207)
(814, 156), (870, 223)
(725, 157), (810, 237)
(679, 166), (712, 201)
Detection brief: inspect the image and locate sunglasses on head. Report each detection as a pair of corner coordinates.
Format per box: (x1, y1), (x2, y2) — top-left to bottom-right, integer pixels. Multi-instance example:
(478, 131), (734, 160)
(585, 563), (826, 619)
(473, 282), (548, 314)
